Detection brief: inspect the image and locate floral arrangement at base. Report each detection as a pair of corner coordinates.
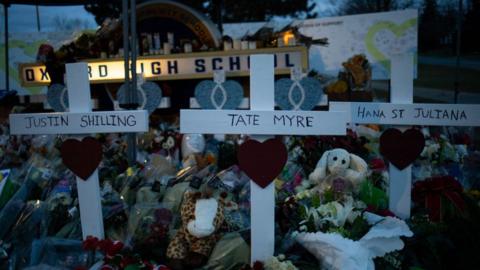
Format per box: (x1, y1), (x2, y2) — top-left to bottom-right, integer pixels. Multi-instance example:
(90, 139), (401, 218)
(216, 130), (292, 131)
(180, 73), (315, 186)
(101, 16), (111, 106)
(81, 236), (170, 270)
(1, 115), (480, 270)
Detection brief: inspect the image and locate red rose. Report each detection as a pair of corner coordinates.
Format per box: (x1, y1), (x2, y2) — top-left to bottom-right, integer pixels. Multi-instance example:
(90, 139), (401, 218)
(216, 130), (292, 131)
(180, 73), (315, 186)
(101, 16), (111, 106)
(120, 256), (136, 268)
(365, 205), (396, 217)
(370, 158), (386, 171)
(98, 239), (124, 256)
(82, 236), (99, 251)
(252, 261), (264, 270)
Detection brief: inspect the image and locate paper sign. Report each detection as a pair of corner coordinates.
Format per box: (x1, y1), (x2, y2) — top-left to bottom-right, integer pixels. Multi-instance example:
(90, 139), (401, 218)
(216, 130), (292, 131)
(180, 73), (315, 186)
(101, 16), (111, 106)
(0, 31), (78, 95)
(296, 9), (418, 79)
(224, 9), (418, 79)
(180, 109), (347, 135)
(9, 110), (148, 135)
(330, 102), (480, 126)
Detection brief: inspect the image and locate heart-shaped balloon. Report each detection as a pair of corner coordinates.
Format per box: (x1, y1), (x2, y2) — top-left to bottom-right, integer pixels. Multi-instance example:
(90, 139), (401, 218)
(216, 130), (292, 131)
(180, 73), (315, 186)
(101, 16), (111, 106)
(47, 84), (69, 112)
(117, 81), (162, 114)
(275, 77), (323, 110)
(237, 138), (287, 188)
(194, 80), (243, 109)
(60, 137), (102, 180)
(380, 128), (425, 170)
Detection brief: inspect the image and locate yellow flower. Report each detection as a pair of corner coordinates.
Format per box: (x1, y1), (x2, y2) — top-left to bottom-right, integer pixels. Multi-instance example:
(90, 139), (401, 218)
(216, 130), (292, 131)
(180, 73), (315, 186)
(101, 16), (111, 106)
(126, 167), (134, 177)
(275, 179), (284, 190)
(467, 189), (480, 199)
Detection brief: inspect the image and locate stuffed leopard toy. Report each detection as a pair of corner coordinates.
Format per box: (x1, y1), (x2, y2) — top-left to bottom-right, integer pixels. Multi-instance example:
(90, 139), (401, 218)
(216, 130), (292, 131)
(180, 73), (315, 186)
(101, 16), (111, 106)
(167, 191), (226, 269)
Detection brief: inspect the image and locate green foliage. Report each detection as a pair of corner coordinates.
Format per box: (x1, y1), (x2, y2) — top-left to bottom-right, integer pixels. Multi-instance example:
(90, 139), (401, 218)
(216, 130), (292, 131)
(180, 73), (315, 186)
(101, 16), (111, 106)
(310, 193), (321, 208)
(463, 0), (480, 53)
(336, 0), (407, 15)
(207, 0), (314, 22)
(84, 2), (122, 25)
(84, 0), (316, 28)
(400, 195), (480, 269)
(327, 226), (351, 238)
(348, 215), (370, 241)
(359, 179), (388, 210)
(323, 188), (335, 203)
(124, 265), (141, 270)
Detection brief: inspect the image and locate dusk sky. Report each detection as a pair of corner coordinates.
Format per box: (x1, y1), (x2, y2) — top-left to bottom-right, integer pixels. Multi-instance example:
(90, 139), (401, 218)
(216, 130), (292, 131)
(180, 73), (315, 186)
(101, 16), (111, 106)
(1, 1), (337, 33)
(2, 5), (97, 33)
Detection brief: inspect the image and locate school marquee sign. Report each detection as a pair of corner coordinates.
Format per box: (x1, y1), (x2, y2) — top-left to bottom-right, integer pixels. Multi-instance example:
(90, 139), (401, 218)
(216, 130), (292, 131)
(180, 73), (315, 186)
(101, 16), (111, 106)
(19, 47), (307, 86)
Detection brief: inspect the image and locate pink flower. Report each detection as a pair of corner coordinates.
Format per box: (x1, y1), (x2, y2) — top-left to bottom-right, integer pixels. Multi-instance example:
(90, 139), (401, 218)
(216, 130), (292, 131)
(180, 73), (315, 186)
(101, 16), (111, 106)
(293, 173), (303, 187)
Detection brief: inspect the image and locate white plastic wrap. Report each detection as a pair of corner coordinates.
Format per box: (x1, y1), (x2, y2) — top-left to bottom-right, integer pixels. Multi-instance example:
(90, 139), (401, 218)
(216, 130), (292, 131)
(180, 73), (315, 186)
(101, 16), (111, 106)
(295, 212), (413, 270)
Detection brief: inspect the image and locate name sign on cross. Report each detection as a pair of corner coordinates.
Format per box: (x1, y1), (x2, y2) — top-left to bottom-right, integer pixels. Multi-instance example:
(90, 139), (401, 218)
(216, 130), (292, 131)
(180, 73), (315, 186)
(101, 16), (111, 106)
(330, 102), (480, 126)
(9, 111), (148, 135)
(9, 63), (149, 239)
(181, 110), (346, 135)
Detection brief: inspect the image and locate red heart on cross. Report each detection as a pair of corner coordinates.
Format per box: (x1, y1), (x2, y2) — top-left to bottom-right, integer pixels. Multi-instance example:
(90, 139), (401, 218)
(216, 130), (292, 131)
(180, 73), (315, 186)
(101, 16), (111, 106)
(237, 138), (287, 188)
(60, 137), (102, 180)
(380, 128), (425, 170)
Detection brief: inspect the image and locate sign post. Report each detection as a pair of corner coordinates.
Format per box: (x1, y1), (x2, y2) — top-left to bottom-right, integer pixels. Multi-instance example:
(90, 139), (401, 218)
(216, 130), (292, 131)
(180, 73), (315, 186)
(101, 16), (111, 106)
(181, 55), (348, 263)
(9, 63), (149, 239)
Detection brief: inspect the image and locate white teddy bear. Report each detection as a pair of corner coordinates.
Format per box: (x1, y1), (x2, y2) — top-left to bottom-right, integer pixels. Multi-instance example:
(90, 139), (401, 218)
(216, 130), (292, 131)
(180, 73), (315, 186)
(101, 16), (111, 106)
(309, 148), (368, 191)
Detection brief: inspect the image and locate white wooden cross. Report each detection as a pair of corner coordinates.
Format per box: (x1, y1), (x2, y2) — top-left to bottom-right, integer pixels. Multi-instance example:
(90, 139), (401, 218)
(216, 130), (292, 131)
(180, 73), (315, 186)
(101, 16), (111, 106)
(9, 63), (149, 239)
(181, 55), (348, 263)
(331, 53), (480, 218)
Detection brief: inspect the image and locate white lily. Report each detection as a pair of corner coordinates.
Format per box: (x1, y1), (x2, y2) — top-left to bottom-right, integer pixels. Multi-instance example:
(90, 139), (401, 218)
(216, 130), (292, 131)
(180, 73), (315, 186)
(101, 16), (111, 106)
(317, 197), (358, 227)
(301, 205), (324, 229)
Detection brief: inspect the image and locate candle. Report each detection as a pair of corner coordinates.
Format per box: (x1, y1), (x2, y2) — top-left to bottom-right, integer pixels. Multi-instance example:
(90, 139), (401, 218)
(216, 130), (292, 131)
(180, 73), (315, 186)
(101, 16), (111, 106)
(241, 40), (249, 50)
(223, 40), (232, 51)
(153, 33), (161, 50)
(233, 39), (241, 50)
(163, 42), (171, 54)
(248, 41), (257, 49)
(167, 32), (174, 46)
(287, 36), (296, 46)
(277, 37), (285, 47)
(100, 52), (107, 59)
(147, 34), (153, 49)
(184, 43), (193, 53)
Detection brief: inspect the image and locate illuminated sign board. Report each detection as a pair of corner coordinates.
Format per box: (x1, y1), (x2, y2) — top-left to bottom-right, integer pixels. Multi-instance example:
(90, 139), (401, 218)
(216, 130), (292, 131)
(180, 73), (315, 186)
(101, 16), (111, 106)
(19, 47), (307, 87)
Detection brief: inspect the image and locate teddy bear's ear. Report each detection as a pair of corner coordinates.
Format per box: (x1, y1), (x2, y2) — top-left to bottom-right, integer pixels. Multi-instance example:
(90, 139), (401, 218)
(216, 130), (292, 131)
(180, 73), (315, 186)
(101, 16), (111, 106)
(348, 153), (368, 173)
(309, 150), (330, 183)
